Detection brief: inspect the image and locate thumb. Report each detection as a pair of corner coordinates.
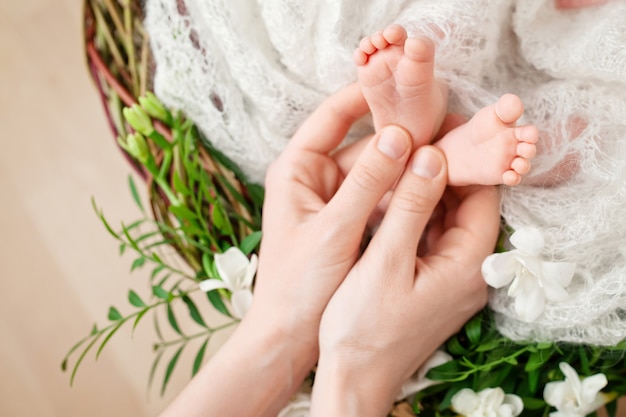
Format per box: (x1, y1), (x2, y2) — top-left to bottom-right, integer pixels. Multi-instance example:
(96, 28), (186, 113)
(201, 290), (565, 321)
(370, 145), (448, 259)
(323, 125), (411, 233)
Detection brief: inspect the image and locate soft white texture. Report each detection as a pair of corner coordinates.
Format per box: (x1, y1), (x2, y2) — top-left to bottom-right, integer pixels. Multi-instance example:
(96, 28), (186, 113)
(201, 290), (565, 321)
(543, 362), (608, 417)
(482, 227), (576, 323)
(145, 0), (626, 345)
(198, 247), (257, 319)
(452, 387), (524, 417)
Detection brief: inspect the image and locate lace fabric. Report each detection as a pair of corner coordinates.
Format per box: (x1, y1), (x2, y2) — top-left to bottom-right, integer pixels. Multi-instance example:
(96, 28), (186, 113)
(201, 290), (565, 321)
(145, 0), (626, 346)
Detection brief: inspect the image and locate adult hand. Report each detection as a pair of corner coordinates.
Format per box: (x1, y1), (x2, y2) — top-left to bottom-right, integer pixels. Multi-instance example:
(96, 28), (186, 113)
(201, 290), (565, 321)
(159, 84), (418, 417)
(312, 146), (500, 416)
(252, 82), (415, 359)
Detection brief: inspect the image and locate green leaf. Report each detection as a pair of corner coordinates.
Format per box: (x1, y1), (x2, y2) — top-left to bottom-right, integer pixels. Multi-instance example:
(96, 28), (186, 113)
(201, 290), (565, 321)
(182, 295), (207, 328)
(211, 204), (233, 235)
(132, 308), (149, 334)
(61, 330), (97, 372)
(151, 265), (166, 280)
(128, 175), (145, 212)
(169, 204), (198, 222)
(92, 198), (120, 240)
(152, 285), (170, 300)
(465, 314), (482, 345)
(151, 252), (163, 264)
(69, 332), (103, 386)
(96, 321), (125, 359)
(240, 231), (262, 255)
(108, 306), (123, 321)
(131, 256), (146, 272)
(426, 360), (463, 382)
(193, 338), (210, 376)
(148, 349), (165, 391)
(167, 304), (182, 335)
(527, 368), (541, 395)
(579, 347), (590, 374)
(504, 357), (518, 365)
(161, 345), (185, 396)
(202, 252), (214, 278)
(119, 243), (126, 255)
(206, 290), (231, 318)
(536, 342), (553, 350)
(172, 171), (190, 196)
(525, 350), (549, 372)
(128, 290), (146, 308)
(475, 338), (504, 352)
(522, 397), (547, 410)
(147, 130), (172, 151)
(446, 336), (467, 356)
(246, 183), (265, 208)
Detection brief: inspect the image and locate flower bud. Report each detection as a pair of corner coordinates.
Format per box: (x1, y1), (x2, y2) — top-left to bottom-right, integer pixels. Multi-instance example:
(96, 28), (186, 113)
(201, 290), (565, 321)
(123, 104), (154, 136)
(139, 92), (169, 122)
(118, 133), (150, 164)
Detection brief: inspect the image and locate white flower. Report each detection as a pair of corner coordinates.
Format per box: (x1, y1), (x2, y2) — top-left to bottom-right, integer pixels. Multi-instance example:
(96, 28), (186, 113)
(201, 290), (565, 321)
(481, 227), (576, 322)
(452, 387), (523, 417)
(544, 362), (609, 417)
(199, 247), (257, 319)
(397, 350), (453, 400)
(277, 393), (311, 417)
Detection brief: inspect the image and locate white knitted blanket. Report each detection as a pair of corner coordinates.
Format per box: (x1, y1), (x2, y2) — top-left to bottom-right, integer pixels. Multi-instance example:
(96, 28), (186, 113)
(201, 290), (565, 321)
(145, 0), (626, 346)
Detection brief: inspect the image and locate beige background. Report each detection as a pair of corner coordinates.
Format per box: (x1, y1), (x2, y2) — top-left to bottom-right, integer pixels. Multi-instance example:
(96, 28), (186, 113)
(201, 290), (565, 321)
(0, 1), (219, 415)
(1, 1), (625, 417)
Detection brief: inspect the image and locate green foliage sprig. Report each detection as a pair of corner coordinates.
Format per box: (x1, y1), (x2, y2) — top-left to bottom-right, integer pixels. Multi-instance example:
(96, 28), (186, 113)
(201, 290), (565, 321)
(62, 94), (263, 394)
(405, 309), (626, 417)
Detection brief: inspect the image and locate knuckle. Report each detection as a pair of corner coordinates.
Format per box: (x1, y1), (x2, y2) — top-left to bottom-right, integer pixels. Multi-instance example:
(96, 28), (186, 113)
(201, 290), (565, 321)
(350, 164), (384, 191)
(392, 188), (437, 215)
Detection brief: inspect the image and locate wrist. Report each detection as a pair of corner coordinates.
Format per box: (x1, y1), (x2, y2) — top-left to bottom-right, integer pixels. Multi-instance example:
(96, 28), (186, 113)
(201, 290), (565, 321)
(311, 351), (400, 417)
(236, 305), (319, 391)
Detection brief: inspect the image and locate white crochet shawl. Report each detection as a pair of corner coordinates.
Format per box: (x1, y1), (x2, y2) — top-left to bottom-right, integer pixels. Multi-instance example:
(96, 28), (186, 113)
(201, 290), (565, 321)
(145, 0), (626, 346)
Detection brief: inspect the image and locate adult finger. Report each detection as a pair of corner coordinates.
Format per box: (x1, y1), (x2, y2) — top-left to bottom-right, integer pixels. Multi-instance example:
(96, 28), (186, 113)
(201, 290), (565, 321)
(288, 83), (370, 154)
(371, 146), (447, 257)
(323, 125), (412, 232)
(332, 133), (372, 178)
(428, 185), (500, 270)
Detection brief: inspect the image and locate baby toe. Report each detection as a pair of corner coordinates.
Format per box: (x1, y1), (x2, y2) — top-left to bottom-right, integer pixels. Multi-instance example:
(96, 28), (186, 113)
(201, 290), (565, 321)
(517, 142), (537, 159)
(382, 24), (407, 45)
(371, 31), (388, 49)
(404, 37), (435, 63)
(511, 157), (531, 175)
(359, 36), (377, 54)
(514, 125), (539, 143)
(353, 48), (368, 65)
(495, 94), (524, 124)
(502, 170), (521, 186)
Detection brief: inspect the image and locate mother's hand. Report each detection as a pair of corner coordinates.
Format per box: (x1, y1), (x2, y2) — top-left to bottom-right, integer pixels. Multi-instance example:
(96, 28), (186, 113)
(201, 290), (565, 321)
(312, 146), (500, 416)
(252, 83), (415, 360)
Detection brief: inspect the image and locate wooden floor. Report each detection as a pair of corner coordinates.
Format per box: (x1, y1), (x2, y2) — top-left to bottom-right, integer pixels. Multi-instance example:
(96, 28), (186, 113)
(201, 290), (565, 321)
(0, 1), (197, 415)
(1, 1), (624, 416)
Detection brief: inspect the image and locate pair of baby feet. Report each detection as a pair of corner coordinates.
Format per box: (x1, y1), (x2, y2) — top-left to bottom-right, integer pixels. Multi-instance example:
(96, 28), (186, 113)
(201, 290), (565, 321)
(354, 25), (538, 187)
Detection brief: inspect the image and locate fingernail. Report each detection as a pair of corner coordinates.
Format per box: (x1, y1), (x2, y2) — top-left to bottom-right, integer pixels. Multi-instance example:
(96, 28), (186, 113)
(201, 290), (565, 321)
(412, 147), (442, 178)
(377, 127), (409, 160)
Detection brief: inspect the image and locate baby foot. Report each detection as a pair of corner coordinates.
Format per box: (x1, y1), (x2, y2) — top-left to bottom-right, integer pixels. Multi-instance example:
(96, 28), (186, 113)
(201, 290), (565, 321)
(434, 94), (538, 187)
(354, 24), (448, 148)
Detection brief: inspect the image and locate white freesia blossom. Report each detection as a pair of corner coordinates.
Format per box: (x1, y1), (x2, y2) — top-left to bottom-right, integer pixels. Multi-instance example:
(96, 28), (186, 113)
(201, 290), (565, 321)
(481, 227), (576, 322)
(452, 387), (523, 417)
(199, 247), (257, 319)
(397, 350), (453, 400)
(277, 393), (311, 417)
(544, 362), (609, 417)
